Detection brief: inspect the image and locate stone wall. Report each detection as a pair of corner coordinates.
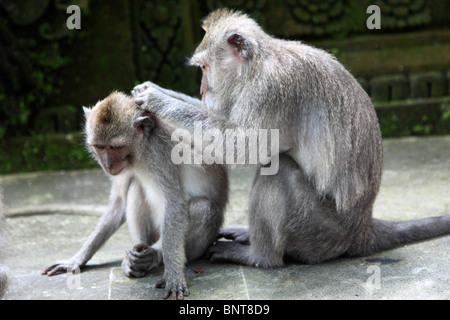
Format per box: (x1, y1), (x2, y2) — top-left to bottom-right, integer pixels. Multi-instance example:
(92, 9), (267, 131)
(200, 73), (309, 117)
(0, 0), (449, 140)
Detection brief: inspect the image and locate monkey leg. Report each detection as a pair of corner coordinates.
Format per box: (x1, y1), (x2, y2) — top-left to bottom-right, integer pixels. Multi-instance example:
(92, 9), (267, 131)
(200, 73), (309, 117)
(122, 181), (163, 278)
(211, 154), (352, 267)
(209, 156), (305, 268)
(185, 197), (224, 261)
(209, 165), (289, 268)
(42, 176), (130, 277)
(209, 225), (285, 268)
(248, 154), (352, 265)
(125, 181), (159, 245)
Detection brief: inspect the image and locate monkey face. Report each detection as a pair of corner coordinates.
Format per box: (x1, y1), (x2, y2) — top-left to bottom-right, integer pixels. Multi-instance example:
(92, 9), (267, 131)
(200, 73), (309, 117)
(93, 144), (131, 176)
(200, 63), (210, 105)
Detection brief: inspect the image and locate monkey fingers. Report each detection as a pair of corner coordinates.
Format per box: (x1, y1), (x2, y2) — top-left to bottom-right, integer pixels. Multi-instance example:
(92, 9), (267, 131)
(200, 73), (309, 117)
(41, 262), (82, 276)
(134, 87), (155, 106)
(134, 87), (167, 114)
(125, 250), (154, 270)
(122, 244), (161, 278)
(156, 278), (189, 300)
(121, 258), (146, 278)
(131, 81), (162, 98)
(128, 245), (160, 269)
(218, 226), (250, 244)
(131, 82), (151, 98)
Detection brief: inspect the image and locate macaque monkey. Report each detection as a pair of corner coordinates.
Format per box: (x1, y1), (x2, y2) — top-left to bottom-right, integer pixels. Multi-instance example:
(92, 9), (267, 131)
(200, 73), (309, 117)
(134, 9), (450, 268)
(0, 188), (7, 298)
(41, 92), (228, 299)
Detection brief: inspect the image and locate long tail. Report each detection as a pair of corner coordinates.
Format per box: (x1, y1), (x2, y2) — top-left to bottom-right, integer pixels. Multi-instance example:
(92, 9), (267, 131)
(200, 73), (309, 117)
(349, 215), (450, 256)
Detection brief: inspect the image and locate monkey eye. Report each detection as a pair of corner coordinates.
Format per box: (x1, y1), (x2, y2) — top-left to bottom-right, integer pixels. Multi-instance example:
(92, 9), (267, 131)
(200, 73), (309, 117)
(111, 146), (124, 151)
(93, 145), (105, 150)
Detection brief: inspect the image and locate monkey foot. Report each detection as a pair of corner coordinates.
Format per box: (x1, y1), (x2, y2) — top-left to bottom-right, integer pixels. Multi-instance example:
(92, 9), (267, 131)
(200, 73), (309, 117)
(208, 240), (237, 263)
(122, 243), (161, 278)
(218, 226), (250, 244)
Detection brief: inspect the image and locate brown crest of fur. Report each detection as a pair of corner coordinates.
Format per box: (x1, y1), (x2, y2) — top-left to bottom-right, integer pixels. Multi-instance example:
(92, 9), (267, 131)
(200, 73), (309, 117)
(201, 8), (253, 32)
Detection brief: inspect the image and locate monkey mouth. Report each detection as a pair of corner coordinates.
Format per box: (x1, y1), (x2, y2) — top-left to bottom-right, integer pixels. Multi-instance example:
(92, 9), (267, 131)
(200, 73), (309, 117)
(106, 168), (123, 176)
(104, 164), (126, 176)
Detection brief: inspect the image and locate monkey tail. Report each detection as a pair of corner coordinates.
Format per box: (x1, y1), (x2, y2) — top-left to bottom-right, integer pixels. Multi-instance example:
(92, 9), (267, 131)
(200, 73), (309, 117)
(348, 215), (450, 257)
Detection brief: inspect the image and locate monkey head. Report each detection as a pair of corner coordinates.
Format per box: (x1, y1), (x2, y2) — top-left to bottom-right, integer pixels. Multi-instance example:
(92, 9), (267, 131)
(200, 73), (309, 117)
(83, 91), (157, 176)
(188, 9), (263, 108)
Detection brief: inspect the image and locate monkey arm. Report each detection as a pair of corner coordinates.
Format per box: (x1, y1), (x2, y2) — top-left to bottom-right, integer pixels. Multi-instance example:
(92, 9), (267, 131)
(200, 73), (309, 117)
(41, 178), (130, 276)
(41, 198), (127, 276)
(135, 86), (231, 132)
(158, 196), (191, 300)
(136, 88), (278, 171)
(76, 198), (127, 264)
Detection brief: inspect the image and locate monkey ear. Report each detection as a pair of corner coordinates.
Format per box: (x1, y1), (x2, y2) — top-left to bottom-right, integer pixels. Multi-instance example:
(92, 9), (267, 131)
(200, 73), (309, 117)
(227, 32), (252, 60)
(82, 106), (91, 118)
(134, 114), (156, 137)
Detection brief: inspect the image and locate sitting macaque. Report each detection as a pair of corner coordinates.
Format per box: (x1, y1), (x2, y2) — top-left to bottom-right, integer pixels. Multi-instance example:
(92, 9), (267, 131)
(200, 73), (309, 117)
(41, 92), (228, 300)
(134, 9), (450, 268)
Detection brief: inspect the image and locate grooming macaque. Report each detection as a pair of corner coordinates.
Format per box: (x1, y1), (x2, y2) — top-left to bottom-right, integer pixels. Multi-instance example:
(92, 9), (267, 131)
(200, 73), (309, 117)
(134, 9), (450, 268)
(0, 188), (7, 298)
(41, 92), (228, 299)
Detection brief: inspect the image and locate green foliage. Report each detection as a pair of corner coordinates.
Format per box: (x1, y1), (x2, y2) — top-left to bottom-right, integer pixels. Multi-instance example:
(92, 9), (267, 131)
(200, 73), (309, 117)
(0, 41), (70, 139)
(1, 0), (449, 174)
(377, 99), (450, 137)
(0, 133), (96, 175)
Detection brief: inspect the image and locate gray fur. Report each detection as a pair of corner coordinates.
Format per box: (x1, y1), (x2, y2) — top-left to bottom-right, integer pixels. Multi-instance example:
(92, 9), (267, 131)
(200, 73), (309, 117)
(41, 92), (228, 300)
(134, 9), (449, 268)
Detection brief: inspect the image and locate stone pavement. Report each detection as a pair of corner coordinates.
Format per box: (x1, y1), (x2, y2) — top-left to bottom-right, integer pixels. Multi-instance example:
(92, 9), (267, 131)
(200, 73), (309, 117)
(0, 136), (449, 300)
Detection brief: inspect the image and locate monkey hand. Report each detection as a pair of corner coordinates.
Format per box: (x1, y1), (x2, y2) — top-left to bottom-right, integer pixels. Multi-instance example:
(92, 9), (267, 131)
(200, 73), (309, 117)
(134, 86), (169, 114)
(122, 243), (162, 278)
(155, 274), (189, 300)
(41, 259), (85, 276)
(131, 81), (163, 98)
